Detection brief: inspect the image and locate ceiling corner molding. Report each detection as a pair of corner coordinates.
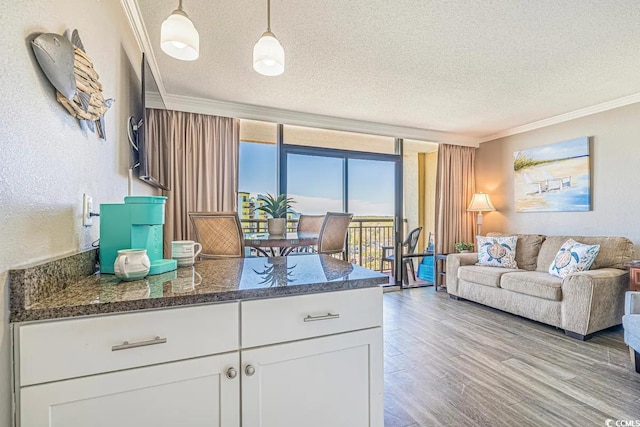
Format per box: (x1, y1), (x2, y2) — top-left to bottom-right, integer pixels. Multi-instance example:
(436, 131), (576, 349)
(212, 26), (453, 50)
(479, 92), (640, 143)
(164, 94), (480, 146)
(120, 0), (168, 99)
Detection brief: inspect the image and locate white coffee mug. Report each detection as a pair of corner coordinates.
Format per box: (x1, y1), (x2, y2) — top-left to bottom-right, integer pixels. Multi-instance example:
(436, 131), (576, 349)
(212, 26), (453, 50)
(172, 240), (203, 267)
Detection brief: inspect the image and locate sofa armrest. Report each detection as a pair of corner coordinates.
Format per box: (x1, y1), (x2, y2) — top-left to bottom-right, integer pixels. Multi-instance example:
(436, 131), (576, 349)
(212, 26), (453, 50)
(626, 291), (640, 315)
(446, 253), (478, 295)
(561, 268), (629, 336)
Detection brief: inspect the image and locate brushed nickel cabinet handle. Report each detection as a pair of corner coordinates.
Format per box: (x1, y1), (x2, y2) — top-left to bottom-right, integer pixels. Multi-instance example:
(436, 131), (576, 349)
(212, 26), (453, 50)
(303, 313), (340, 322)
(111, 336), (167, 351)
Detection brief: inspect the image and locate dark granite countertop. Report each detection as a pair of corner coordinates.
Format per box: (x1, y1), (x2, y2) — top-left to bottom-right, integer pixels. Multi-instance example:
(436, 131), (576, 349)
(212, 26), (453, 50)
(10, 254), (388, 323)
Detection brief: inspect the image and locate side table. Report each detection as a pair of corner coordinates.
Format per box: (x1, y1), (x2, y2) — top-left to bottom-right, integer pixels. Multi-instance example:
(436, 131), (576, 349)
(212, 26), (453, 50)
(434, 254), (450, 291)
(629, 265), (640, 291)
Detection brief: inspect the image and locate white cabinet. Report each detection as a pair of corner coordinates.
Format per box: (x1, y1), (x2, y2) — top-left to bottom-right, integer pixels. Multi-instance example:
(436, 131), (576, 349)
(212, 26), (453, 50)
(20, 353), (240, 427)
(13, 288), (383, 427)
(241, 328), (383, 427)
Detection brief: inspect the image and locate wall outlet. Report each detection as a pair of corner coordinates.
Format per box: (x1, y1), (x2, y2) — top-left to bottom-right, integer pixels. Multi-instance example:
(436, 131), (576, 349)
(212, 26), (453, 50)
(83, 193), (93, 226)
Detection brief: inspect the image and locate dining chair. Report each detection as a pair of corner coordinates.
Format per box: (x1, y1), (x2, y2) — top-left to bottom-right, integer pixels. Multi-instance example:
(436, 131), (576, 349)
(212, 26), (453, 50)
(297, 214), (326, 234)
(317, 212), (353, 260)
(380, 227), (422, 285)
(188, 211), (245, 259)
(295, 214), (325, 253)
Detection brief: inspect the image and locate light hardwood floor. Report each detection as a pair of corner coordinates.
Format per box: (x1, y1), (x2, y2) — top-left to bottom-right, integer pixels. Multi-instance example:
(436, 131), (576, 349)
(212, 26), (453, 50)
(383, 287), (640, 427)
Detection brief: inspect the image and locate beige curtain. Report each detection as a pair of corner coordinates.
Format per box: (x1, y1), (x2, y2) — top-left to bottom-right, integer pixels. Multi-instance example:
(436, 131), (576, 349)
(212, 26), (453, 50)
(434, 144), (476, 254)
(146, 109), (239, 255)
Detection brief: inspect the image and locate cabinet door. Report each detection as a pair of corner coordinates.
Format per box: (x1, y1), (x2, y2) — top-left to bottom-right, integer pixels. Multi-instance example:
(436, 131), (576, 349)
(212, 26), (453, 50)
(241, 328), (383, 427)
(20, 353), (240, 427)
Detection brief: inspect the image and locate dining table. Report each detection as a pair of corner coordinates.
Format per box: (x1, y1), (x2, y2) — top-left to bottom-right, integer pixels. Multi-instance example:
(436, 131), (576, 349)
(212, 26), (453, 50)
(243, 232), (319, 256)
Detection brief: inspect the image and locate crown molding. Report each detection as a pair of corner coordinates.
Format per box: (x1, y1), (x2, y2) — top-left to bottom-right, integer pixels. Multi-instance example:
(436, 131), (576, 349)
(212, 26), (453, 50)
(479, 92), (640, 143)
(163, 94), (480, 146)
(120, 0), (167, 99)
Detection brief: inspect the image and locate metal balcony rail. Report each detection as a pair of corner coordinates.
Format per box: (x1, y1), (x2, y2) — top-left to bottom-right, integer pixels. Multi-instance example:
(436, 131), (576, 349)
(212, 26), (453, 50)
(240, 217), (396, 269)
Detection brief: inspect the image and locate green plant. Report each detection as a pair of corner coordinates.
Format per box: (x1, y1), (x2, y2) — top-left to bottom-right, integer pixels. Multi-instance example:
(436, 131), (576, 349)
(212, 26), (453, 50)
(455, 242), (475, 252)
(256, 193), (296, 218)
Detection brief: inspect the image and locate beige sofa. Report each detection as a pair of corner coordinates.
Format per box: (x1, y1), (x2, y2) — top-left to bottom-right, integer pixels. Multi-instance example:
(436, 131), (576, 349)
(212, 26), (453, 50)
(447, 234), (633, 340)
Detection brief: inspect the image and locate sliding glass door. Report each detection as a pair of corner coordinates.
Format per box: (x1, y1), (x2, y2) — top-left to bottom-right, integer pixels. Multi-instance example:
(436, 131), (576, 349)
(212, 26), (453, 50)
(281, 144), (403, 283)
(286, 153), (344, 214)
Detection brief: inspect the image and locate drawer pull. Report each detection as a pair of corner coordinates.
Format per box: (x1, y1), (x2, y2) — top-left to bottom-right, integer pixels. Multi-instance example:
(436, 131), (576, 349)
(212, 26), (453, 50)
(304, 313), (340, 322)
(111, 336), (167, 351)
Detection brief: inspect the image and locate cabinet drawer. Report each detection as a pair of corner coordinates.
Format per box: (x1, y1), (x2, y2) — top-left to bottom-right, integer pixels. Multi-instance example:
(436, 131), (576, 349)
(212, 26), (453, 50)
(241, 287), (382, 348)
(18, 303), (239, 386)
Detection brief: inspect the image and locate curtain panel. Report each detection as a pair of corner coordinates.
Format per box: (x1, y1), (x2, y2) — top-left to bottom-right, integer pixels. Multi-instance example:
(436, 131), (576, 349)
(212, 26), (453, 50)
(146, 109), (239, 255)
(434, 144), (476, 254)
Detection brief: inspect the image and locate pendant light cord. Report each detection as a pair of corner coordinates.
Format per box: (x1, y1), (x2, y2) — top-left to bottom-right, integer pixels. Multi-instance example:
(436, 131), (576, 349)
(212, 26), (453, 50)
(267, 0), (271, 32)
(178, 0), (183, 11)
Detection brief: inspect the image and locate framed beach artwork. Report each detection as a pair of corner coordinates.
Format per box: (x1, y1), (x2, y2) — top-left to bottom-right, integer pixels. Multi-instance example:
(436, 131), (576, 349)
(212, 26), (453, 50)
(513, 137), (591, 212)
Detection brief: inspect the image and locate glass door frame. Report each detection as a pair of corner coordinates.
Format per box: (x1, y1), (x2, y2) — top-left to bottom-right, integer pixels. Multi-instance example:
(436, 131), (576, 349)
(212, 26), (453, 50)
(277, 125), (405, 286)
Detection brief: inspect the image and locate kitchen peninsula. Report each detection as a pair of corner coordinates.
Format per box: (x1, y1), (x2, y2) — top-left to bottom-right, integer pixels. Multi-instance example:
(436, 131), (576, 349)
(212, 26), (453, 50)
(10, 253), (387, 427)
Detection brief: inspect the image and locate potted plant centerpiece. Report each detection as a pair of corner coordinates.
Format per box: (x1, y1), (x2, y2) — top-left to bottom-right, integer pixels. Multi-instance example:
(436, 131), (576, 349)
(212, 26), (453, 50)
(256, 193), (296, 235)
(455, 242), (475, 253)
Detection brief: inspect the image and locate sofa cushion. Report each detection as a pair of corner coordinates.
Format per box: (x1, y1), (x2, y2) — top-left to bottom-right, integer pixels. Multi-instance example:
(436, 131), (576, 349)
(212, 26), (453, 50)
(458, 265), (520, 288)
(487, 233), (545, 271)
(500, 271), (563, 301)
(536, 235), (633, 272)
(476, 236), (518, 268)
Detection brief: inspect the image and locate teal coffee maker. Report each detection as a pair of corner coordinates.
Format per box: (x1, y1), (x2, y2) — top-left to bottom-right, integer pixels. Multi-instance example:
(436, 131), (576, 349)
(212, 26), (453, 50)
(99, 196), (177, 275)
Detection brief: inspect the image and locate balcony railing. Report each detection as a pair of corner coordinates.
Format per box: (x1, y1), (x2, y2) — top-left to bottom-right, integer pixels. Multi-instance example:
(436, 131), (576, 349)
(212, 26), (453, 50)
(240, 217), (395, 270)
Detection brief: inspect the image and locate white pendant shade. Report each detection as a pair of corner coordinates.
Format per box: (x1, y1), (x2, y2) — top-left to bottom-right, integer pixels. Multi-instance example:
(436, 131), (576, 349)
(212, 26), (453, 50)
(253, 32), (285, 76)
(161, 9), (199, 61)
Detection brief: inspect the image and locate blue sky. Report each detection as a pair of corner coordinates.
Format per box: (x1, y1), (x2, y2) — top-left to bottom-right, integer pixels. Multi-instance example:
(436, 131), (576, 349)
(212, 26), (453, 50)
(238, 142), (394, 215)
(515, 136), (589, 161)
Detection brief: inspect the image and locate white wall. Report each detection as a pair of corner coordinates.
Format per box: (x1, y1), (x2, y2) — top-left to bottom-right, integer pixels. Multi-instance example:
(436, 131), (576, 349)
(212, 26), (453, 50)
(0, 2), (152, 425)
(476, 102), (640, 252)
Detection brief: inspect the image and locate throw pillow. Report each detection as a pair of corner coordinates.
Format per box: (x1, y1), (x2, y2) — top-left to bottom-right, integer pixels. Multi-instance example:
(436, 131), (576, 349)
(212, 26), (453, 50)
(476, 236), (518, 269)
(548, 239), (601, 279)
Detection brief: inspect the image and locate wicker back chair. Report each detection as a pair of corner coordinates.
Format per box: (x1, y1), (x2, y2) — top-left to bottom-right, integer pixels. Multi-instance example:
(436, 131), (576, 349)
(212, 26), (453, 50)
(317, 212), (353, 259)
(297, 214), (326, 234)
(188, 211), (244, 259)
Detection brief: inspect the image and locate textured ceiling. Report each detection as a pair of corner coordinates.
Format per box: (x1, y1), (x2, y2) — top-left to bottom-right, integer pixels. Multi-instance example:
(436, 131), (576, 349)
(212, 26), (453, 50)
(136, 0), (640, 139)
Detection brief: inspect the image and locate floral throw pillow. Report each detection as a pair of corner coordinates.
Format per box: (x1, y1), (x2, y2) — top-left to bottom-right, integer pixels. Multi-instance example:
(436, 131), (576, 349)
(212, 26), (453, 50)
(548, 239), (600, 279)
(476, 236), (518, 269)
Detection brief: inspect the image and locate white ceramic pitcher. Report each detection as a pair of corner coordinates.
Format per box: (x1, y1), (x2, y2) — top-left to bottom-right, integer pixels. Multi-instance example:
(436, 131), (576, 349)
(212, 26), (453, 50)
(114, 249), (151, 281)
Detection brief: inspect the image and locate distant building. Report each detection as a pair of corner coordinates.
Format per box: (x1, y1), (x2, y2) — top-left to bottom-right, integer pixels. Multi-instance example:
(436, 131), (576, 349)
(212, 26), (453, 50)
(238, 192), (254, 219)
(254, 197), (269, 220)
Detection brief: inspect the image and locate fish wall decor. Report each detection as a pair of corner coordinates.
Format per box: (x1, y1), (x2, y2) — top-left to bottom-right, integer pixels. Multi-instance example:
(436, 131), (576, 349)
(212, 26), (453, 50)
(31, 29), (114, 140)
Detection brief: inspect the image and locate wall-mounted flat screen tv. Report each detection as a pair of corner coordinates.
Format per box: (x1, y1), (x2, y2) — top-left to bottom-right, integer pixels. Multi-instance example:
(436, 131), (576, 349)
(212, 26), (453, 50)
(137, 53), (170, 190)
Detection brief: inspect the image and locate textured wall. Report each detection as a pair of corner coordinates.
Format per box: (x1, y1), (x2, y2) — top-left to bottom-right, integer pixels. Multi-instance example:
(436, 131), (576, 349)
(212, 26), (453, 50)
(476, 102), (640, 250)
(0, 2), (153, 425)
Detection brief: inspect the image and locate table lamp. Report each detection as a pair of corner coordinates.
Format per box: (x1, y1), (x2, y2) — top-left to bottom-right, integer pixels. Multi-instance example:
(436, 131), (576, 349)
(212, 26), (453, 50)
(467, 193), (496, 236)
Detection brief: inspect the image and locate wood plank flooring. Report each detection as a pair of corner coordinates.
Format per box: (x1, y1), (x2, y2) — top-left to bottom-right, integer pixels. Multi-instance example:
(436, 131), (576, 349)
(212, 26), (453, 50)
(383, 287), (640, 427)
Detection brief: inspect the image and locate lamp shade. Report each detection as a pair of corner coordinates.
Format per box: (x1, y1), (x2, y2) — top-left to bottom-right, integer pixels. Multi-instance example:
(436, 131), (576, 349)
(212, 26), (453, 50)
(161, 10), (199, 61)
(467, 193), (496, 212)
(253, 31), (285, 76)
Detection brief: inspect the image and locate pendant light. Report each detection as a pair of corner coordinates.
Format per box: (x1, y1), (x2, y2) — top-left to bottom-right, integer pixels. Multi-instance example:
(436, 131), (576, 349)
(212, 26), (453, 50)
(253, 0), (285, 76)
(161, 0), (199, 61)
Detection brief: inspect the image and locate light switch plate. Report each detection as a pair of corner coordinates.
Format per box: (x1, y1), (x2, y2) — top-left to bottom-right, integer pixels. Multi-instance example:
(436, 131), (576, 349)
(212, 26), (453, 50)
(83, 193), (93, 226)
